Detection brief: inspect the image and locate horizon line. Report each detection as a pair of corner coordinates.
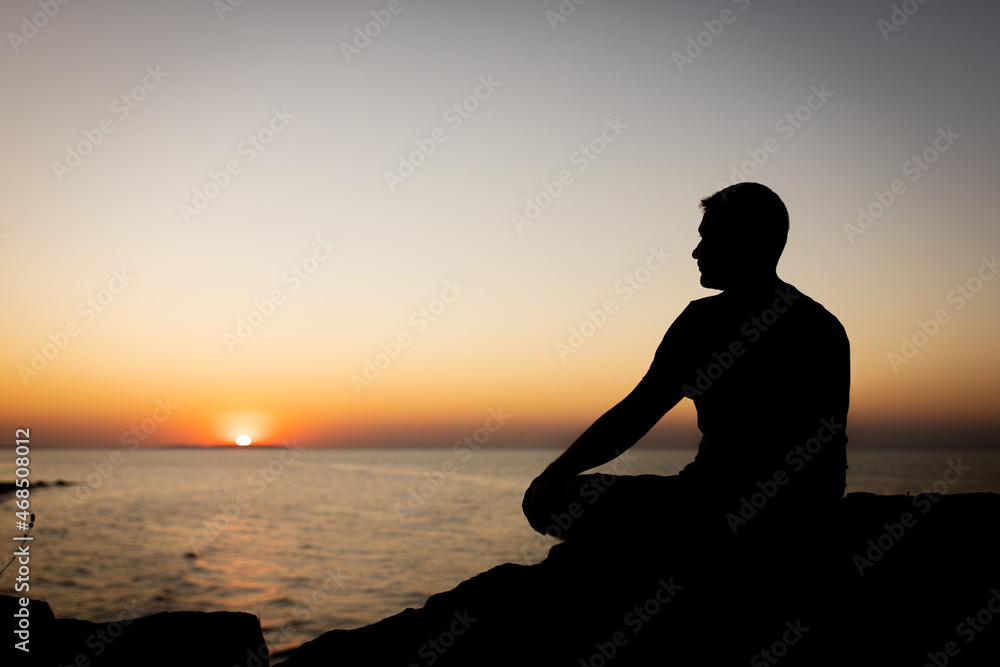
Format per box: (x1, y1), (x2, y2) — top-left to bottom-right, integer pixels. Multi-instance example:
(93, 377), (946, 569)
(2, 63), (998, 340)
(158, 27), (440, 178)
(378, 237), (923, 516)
(3, 442), (1000, 450)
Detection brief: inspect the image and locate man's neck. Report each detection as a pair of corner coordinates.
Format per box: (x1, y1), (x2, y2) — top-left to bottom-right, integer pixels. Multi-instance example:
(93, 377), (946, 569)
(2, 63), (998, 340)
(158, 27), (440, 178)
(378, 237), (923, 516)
(722, 272), (783, 296)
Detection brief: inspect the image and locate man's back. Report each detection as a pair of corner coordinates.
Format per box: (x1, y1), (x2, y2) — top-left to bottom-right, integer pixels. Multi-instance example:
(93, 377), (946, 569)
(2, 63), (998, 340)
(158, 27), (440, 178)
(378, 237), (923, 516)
(644, 280), (850, 505)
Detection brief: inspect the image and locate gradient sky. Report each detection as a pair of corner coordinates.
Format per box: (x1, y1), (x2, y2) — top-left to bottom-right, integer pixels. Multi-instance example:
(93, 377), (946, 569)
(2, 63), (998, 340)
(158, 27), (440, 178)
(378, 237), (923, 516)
(2, 0), (998, 448)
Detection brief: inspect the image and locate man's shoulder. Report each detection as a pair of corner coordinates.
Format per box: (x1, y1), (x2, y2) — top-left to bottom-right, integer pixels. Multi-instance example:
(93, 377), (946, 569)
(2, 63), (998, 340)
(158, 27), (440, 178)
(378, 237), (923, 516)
(681, 283), (848, 338)
(785, 285), (849, 338)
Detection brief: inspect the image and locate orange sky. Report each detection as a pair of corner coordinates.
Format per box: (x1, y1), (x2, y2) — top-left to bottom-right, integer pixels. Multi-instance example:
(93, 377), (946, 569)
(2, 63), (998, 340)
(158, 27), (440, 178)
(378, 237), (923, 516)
(2, 1), (999, 450)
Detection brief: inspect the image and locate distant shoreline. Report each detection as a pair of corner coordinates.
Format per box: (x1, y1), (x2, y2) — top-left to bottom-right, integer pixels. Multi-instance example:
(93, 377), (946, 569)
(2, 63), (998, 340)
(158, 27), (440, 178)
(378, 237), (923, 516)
(1, 443), (999, 450)
(0, 479), (75, 498)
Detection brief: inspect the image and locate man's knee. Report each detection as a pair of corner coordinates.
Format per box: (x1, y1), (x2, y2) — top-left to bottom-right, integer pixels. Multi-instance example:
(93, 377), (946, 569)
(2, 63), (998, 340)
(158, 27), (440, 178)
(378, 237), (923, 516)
(527, 475), (603, 538)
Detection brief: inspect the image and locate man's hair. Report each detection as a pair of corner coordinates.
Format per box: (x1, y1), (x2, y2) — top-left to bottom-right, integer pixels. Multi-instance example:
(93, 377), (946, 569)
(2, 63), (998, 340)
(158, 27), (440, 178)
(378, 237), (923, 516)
(700, 182), (789, 264)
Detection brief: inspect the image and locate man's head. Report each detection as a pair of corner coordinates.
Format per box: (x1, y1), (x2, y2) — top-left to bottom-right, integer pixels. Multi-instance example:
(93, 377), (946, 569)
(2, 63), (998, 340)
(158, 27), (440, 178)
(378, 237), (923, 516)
(692, 182), (789, 290)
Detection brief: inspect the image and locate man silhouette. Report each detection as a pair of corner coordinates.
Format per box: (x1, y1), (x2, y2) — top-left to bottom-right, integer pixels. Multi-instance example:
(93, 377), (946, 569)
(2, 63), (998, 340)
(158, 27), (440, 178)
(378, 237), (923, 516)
(522, 182), (850, 545)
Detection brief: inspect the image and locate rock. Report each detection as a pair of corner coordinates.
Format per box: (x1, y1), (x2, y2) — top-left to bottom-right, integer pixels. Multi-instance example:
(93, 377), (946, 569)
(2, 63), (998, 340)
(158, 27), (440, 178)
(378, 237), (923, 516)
(280, 492), (1000, 666)
(6, 492), (996, 665)
(1, 595), (267, 667)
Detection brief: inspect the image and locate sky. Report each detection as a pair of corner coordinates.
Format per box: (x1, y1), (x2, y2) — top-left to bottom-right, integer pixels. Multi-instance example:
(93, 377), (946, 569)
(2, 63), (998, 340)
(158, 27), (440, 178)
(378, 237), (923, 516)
(2, 0), (998, 449)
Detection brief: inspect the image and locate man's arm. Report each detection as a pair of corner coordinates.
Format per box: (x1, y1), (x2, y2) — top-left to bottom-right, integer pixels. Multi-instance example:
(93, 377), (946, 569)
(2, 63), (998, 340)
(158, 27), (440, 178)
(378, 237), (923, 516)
(522, 301), (697, 528)
(534, 300), (697, 480)
(537, 377), (682, 480)
(521, 376), (681, 531)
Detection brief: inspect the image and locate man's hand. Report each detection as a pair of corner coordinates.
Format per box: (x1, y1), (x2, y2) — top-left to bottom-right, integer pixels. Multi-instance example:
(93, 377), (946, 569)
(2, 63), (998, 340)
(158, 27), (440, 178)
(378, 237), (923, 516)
(522, 472), (570, 535)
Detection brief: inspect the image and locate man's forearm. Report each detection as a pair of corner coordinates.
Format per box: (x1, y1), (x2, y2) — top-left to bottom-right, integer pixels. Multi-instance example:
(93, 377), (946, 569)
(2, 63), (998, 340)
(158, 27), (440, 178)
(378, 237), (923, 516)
(541, 414), (629, 478)
(541, 388), (670, 478)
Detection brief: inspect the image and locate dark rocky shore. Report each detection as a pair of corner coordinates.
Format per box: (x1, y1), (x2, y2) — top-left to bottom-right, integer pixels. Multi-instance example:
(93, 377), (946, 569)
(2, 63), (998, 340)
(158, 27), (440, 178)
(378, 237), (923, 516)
(1, 596), (267, 667)
(5, 492), (998, 666)
(278, 491), (1000, 666)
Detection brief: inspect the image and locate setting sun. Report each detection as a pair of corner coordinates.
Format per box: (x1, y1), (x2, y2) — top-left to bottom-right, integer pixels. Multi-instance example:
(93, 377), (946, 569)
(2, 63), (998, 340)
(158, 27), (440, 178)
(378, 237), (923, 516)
(236, 435), (252, 447)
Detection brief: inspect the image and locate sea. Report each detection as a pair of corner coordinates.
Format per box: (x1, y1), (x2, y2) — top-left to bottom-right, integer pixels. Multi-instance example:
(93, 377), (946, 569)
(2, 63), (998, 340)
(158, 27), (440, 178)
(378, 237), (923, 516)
(2, 446), (999, 661)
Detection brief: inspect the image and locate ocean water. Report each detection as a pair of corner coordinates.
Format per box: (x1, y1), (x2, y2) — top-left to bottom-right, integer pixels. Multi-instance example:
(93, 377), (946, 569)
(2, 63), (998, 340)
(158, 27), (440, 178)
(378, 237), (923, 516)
(2, 446), (999, 660)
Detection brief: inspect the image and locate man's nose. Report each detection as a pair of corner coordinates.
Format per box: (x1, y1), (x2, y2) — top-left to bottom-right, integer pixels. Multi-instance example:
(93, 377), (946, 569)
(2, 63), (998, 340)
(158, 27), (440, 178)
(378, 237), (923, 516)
(692, 242), (700, 260)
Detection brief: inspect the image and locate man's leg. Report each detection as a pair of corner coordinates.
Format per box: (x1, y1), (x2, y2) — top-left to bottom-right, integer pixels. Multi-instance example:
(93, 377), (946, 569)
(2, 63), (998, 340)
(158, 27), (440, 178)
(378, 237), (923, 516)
(529, 473), (689, 541)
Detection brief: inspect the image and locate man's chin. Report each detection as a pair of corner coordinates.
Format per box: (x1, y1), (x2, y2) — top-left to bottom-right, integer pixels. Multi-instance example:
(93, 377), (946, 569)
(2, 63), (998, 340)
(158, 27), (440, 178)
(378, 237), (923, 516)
(699, 274), (726, 290)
